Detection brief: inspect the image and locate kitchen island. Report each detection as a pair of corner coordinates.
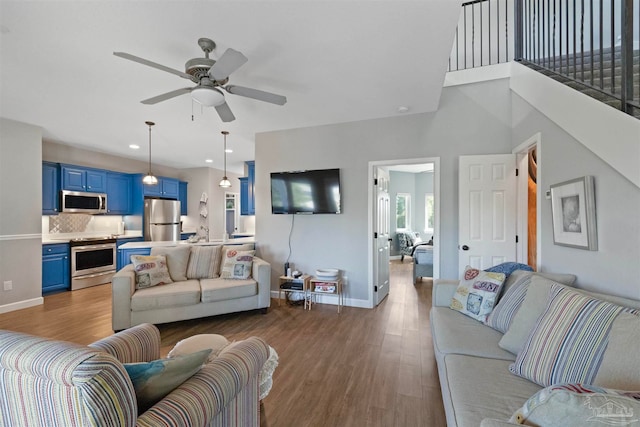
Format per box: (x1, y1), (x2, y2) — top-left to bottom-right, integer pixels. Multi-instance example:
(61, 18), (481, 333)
(116, 237), (255, 270)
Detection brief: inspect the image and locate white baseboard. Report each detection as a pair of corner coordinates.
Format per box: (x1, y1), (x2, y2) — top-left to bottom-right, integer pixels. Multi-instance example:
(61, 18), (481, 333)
(269, 290), (369, 309)
(0, 297), (43, 314)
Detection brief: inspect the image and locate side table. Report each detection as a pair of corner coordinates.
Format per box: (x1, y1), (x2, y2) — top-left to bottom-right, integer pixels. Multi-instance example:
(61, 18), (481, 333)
(306, 277), (343, 313)
(278, 275), (311, 306)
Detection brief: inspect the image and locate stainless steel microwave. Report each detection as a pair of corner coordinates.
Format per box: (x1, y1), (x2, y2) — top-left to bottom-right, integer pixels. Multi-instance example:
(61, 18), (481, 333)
(61, 190), (107, 214)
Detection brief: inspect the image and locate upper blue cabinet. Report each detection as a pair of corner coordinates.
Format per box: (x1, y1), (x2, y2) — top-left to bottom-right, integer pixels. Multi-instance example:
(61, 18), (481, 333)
(179, 181), (188, 215)
(106, 172), (132, 215)
(137, 176), (179, 199)
(240, 161), (255, 216)
(61, 164), (107, 193)
(42, 162), (60, 215)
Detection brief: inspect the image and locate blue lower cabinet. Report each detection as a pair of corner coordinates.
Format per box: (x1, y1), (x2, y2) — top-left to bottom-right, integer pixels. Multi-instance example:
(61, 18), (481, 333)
(42, 243), (70, 294)
(117, 247), (150, 270)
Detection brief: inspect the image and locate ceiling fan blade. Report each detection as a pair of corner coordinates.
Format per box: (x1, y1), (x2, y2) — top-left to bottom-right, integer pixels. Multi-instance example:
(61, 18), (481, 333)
(215, 102), (236, 122)
(141, 88), (192, 105)
(208, 48), (248, 81)
(114, 52), (192, 80)
(224, 85), (287, 105)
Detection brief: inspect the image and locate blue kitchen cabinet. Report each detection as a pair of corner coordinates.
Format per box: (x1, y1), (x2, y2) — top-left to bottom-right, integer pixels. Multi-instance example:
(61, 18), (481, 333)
(61, 165), (107, 193)
(42, 162), (60, 215)
(116, 236), (147, 270)
(240, 161), (255, 215)
(42, 243), (70, 294)
(161, 178), (179, 199)
(179, 181), (188, 215)
(135, 176), (179, 199)
(106, 172), (132, 215)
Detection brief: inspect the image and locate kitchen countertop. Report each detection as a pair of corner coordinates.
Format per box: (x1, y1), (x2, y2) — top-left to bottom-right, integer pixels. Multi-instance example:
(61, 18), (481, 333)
(42, 231), (143, 244)
(118, 237), (255, 249)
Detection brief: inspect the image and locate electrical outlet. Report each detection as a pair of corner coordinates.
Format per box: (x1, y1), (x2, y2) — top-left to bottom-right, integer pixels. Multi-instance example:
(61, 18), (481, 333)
(3, 280), (12, 291)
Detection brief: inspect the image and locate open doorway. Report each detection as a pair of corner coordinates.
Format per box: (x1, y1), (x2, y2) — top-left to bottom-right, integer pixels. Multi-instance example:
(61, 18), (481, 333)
(514, 133), (541, 271)
(368, 158), (440, 308)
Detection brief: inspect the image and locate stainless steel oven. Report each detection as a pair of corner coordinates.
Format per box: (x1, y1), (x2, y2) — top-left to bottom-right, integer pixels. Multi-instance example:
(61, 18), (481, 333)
(70, 237), (116, 290)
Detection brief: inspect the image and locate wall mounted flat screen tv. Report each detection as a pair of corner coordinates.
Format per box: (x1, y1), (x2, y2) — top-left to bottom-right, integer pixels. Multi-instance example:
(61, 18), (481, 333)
(271, 168), (341, 214)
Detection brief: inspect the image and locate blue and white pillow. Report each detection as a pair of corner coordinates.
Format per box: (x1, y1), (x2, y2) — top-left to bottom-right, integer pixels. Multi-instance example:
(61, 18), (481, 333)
(484, 262), (533, 277)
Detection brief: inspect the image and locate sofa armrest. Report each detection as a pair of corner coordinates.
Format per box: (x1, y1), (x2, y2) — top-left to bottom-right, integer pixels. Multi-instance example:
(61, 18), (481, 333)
(480, 419), (520, 427)
(137, 337), (270, 426)
(432, 279), (459, 307)
(89, 323), (161, 363)
(111, 264), (135, 331)
(253, 257), (271, 309)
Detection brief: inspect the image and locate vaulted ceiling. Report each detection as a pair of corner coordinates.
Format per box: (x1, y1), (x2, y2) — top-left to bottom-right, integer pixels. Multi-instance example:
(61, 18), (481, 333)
(0, 1), (462, 174)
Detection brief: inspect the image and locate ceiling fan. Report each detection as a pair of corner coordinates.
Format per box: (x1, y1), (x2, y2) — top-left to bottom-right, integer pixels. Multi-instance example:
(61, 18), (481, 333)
(114, 38), (287, 122)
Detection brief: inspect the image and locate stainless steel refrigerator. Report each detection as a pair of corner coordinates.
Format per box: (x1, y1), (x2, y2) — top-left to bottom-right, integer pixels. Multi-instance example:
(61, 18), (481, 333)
(144, 198), (181, 241)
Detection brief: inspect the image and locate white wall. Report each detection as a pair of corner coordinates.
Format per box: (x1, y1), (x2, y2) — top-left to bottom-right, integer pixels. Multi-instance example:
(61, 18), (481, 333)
(0, 118), (43, 312)
(511, 93), (640, 300)
(255, 79), (513, 305)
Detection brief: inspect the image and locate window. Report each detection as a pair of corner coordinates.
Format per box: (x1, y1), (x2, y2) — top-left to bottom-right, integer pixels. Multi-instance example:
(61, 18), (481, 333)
(396, 193), (411, 230)
(424, 193), (434, 236)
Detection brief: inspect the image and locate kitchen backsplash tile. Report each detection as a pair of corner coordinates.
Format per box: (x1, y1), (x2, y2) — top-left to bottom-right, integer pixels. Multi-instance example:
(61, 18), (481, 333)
(46, 214), (125, 234)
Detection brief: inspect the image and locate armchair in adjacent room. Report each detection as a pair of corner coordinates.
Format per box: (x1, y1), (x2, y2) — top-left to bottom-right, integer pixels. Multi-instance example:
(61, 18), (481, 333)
(397, 231), (422, 262)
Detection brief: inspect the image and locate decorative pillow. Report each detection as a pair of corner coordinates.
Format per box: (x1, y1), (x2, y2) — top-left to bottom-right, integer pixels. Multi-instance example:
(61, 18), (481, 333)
(150, 246), (191, 281)
(220, 249), (255, 279)
(594, 310), (640, 390)
(186, 245), (221, 279)
(487, 272), (576, 334)
(167, 334), (230, 364)
(484, 262), (533, 278)
(124, 349), (211, 413)
(509, 284), (624, 387)
(498, 275), (563, 354)
(449, 266), (506, 322)
(131, 255), (172, 289)
(509, 383), (640, 426)
(218, 243), (255, 276)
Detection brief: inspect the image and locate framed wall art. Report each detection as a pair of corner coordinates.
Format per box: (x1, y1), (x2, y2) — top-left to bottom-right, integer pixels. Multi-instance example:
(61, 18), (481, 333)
(550, 176), (597, 250)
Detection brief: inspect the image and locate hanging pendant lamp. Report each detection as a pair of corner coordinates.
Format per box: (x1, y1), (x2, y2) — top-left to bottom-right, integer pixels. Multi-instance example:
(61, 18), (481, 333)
(219, 131), (231, 188)
(142, 121), (158, 185)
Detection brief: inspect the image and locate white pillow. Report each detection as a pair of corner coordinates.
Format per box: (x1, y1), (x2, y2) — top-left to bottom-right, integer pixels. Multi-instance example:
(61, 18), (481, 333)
(131, 255), (173, 289)
(449, 266), (506, 322)
(150, 246), (191, 282)
(594, 310), (640, 390)
(168, 334), (230, 364)
(220, 249), (255, 279)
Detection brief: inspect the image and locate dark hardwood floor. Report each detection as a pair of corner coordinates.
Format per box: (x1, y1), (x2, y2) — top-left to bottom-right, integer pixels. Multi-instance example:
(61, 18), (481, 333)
(0, 260), (446, 426)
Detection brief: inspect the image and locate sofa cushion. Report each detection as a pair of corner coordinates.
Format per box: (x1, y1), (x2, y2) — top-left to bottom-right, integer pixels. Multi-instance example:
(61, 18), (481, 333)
(486, 271), (577, 334)
(131, 280), (201, 311)
(443, 354), (541, 426)
(124, 348), (211, 414)
(186, 246), (221, 279)
(150, 246), (191, 282)
(200, 278), (258, 303)
(509, 383), (640, 427)
(168, 334), (230, 363)
(593, 310), (640, 390)
(131, 255), (173, 289)
(450, 266), (506, 323)
(431, 307), (516, 361)
(509, 284), (624, 387)
(220, 250), (254, 279)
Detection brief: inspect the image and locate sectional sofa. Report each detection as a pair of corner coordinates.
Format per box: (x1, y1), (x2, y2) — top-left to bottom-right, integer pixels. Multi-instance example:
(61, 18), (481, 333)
(112, 243), (271, 331)
(431, 269), (640, 427)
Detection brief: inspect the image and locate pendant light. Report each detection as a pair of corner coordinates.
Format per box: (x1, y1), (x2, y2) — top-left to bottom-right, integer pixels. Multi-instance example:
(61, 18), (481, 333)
(142, 121), (158, 185)
(219, 131), (231, 188)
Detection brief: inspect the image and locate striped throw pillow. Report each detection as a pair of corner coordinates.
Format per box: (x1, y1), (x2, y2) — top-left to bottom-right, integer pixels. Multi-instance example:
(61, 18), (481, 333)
(509, 284), (624, 387)
(186, 246), (221, 279)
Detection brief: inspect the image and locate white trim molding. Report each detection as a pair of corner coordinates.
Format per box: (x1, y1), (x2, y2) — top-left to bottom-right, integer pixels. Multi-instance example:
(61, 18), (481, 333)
(0, 297), (44, 314)
(0, 234), (42, 241)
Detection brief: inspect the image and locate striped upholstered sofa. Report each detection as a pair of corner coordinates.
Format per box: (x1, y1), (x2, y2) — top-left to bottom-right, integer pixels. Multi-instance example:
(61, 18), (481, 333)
(0, 323), (269, 426)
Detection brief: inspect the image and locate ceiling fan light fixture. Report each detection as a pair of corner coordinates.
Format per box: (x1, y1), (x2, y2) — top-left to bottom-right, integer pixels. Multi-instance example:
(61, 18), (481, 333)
(192, 87), (225, 107)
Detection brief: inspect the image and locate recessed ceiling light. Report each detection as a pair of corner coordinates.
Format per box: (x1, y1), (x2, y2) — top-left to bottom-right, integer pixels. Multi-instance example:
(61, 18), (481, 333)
(225, 149), (233, 153)
(205, 159), (213, 163)
(129, 144), (140, 149)
(397, 106), (410, 113)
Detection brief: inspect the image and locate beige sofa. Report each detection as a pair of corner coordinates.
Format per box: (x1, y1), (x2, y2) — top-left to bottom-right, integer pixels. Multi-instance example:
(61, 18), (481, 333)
(112, 244), (271, 331)
(431, 271), (640, 427)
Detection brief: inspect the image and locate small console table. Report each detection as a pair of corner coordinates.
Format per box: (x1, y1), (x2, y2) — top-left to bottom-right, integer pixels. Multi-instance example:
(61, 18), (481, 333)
(306, 277), (343, 313)
(278, 275), (311, 306)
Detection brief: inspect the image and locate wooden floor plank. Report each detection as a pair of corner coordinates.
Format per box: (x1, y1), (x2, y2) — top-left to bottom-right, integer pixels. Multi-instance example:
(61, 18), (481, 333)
(0, 260), (446, 426)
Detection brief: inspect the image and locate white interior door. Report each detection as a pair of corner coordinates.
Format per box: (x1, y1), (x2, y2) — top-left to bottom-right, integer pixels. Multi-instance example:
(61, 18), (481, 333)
(458, 155), (517, 273)
(374, 167), (391, 306)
